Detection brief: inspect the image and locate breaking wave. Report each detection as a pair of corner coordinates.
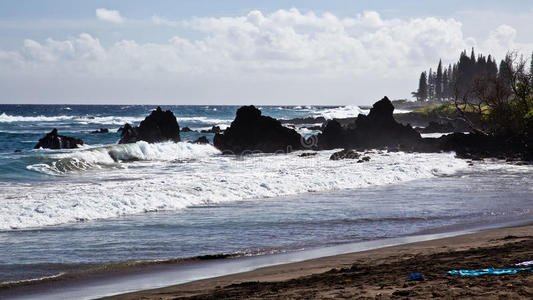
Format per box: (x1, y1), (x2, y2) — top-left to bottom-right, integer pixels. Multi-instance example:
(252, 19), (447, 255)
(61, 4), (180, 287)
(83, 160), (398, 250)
(314, 106), (369, 119)
(27, 141), (221, 175)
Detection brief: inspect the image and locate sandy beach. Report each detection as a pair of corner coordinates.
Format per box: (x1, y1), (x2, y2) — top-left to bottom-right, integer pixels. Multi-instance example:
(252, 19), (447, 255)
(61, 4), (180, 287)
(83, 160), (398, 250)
(104, 224), (533, 299)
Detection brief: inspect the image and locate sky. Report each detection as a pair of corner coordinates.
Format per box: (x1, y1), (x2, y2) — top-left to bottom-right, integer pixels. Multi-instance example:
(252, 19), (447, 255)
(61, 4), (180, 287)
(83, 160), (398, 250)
(1, 0), (532, 105)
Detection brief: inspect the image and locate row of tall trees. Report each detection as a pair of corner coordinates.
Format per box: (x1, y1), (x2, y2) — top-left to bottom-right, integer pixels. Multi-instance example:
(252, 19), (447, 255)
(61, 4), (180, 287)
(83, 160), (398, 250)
(456, 50), (533, 136)
(412, 48), (499, 101)
(413, 48), (533, 159)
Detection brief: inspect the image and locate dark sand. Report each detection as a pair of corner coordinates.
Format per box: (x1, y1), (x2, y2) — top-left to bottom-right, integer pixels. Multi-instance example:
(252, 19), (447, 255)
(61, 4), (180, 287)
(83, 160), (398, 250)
(104, 225), (533, 299)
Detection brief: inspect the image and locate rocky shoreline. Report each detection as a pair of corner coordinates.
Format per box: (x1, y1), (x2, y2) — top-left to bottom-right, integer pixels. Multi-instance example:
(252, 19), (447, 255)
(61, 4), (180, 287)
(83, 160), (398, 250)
(32, 98), (532, 162)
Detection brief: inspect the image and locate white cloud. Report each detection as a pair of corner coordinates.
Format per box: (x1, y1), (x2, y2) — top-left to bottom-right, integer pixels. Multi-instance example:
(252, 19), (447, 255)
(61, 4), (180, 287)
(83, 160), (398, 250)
(151, 15), (179, 26)
(482, 24), (518, 56)
(96, 8), (125, 24)
(1, 9), (532, 104)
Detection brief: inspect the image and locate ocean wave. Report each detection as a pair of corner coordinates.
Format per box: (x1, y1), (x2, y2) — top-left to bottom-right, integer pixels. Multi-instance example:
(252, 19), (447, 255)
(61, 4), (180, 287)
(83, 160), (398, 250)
(314, 105), (369, 119)
(27, 141), (221, 175)
(294, 126), (321, 138)
(176, 116), (232, 125)
(0, 113), (144, 125)
(0, 151), (472, 230)
(0, 113), (233, 127)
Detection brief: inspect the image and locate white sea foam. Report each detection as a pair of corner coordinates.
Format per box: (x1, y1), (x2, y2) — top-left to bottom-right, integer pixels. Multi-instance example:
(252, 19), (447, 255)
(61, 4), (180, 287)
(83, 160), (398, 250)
(309, 106), (411, 120)
(314, 106), (369, 119)
(0, 113), (144, 125)
(420, 132), (453, 138)
(294, 126), (321, 138)
(176, 116), (232, 126)
(0, 150), (473, 230)
(0, 113), (234, 127)
(27, 141), (220, 175)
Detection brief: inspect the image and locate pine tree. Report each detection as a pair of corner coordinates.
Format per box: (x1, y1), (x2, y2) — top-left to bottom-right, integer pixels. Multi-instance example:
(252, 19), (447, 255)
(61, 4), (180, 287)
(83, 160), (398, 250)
(442, 68), (448, 101)
(451, 63), (458, 97)
(436, 60), (443, 100)
(487, 55), (498, 79)
(412, 72), (428, 101)
(456, 50), (473, 97)
(418, 71), (428, 101)
(428, 68), (435, 100)
(446, 64), (453, 99)
(477, 54), (486, 76)
(498, 54), (513, 86)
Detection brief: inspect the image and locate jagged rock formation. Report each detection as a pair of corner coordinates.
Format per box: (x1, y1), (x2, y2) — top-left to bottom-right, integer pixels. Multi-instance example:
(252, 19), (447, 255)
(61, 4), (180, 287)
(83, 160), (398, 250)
(315, 97), (422, 151)
(119, 107), (180, 144)
(214, 105), (303, 154)
(34, 129), (83, 149)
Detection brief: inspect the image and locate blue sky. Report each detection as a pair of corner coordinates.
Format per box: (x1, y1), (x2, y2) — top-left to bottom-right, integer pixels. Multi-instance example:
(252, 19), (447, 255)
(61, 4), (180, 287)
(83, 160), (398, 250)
(0, 1), (532, 104)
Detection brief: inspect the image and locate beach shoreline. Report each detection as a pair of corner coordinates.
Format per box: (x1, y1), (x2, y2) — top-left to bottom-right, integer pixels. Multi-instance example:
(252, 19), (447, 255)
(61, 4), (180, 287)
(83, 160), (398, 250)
(3, 221), (532, 299)
(100, 223), (533, 299)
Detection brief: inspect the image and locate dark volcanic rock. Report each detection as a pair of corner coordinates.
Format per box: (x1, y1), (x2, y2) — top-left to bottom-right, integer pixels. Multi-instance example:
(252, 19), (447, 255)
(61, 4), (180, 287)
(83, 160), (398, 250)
(437, 132), (530, 160)
(317, 120), (352, 149)
(34, 128), (84, 149)
(315, 97), (422, 151)
(214, 105), (303, 154)
(201, 126), (221, 134)
(352, 97), (421, 148)
(90, 128), (109, 134)
(330, 149), (361, 160)
(119, 107), (180, 144)
(181, 127), (193, 132)
(192, 136), (210, 144)
(417, 121), (455, 134)
(280, 116), (326, 125)
(357, 156), (371, 163)
(299, 152), (317, 157)
(394, 111), (476, 132)
(305, 125), (322, 131)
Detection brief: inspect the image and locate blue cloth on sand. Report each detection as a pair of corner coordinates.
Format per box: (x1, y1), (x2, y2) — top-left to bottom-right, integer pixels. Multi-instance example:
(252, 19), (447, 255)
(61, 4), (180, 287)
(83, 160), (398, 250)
(407, 273), (424, 280)
(448, 267), (533, 276)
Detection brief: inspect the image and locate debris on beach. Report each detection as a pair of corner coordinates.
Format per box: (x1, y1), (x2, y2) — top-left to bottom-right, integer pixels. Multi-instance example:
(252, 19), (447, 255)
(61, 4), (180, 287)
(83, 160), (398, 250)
(407, 273), (424, 280)
(515, 260), (533, 266)
(448, 267), (533, 276)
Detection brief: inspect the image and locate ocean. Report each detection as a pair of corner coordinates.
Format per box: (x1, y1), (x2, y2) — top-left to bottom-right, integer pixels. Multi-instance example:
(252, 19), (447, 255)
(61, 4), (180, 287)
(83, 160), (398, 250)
(0, 104), (532, 286)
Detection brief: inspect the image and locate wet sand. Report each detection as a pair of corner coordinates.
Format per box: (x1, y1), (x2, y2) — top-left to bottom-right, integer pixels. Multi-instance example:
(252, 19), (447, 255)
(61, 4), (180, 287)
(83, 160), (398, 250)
(105, 224), (533, 299)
